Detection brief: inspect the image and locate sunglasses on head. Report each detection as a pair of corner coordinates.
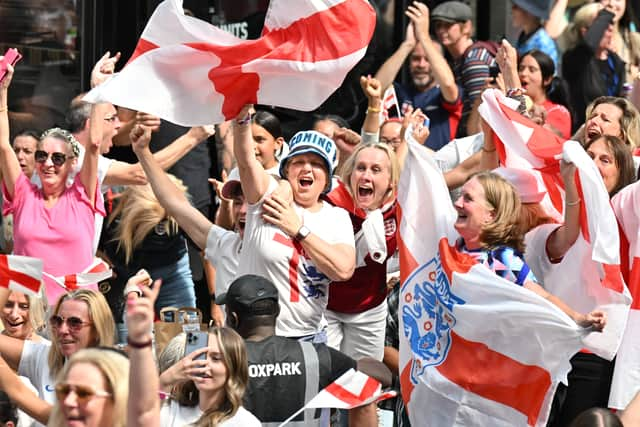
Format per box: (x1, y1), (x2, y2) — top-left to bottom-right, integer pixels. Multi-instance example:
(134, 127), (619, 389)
(55, 383), (111, 404)
(35, 150), (67, 166)
(49, 314), (92, 331)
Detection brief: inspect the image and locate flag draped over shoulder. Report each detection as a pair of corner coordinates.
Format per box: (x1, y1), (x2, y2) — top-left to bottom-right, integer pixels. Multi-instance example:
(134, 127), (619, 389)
(397, 140), (589, 426)
(0, 254), (42, 296)
(83, 0), (376, 126)
(478, 89), (631, 361)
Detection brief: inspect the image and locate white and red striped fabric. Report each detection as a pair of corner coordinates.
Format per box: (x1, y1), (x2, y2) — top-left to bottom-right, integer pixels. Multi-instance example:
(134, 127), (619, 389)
(610, 183), (640, 408)
(381, 85), (401, 122)
(279, 369), (396, 426)
(84, 0), (375, 126)
(0, 254), (43, 296)
(397, 139), (590, 426)
(479, 89), (631, 360)
(44, 258), (112, 293)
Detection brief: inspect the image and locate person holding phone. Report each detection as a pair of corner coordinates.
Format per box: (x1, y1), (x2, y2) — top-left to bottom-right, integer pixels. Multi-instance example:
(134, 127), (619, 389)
(562, 2), (625, 132)
(125, 278), (261, 427)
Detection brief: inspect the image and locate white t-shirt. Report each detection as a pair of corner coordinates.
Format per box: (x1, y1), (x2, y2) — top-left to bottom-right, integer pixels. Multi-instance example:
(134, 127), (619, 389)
(204, 225), (242, 298)
(159, 401), (260, 427)
(17, 376), (38, 427)
(433, 132), (484, 172)
(239, 178), (355, 337)
(17, 340), (55, 404)
(31, 146), (113, 254)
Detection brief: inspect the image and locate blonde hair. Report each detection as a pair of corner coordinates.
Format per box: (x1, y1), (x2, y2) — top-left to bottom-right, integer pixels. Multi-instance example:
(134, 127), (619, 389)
(472, 172), (525, 253)
(47, 349), (129, 427)
(562, 3), (601, 51)
(339, 142), (400, 208)
(162, 328), (248, 426)
(2, 291), (46, 337)
(48, 290), (115, 377)
(108, 174), (187, 264)
(585, 97), (640, 150)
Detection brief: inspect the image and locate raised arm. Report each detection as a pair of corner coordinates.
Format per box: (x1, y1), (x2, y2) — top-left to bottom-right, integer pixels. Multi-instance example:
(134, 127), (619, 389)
(410, 1), (458, 103)
(80, 102), (106, 206)
(374, 21), (415, 91)
(233, 105), (270, 204)
(360, 76), (383, 135)
(104, 116), (214, 187)
(126, 276), (162, 427)
(131, 124), (212, 249)
(0, 353), (51, 424)
(545, 161), (581, 260)
(0, 64), (23, 198)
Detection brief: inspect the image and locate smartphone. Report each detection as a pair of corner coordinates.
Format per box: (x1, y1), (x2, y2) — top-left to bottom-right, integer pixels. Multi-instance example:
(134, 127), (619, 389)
(184, 331), (208, 361)
(0, 48), (23, 83)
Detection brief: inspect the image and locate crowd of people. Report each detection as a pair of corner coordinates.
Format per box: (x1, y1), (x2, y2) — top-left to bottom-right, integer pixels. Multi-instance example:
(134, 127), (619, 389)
(1, 0), (640, 426)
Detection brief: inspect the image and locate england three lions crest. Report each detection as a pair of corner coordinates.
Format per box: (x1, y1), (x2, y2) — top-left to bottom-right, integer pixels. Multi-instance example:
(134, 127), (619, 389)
(402, 256), (465, 384)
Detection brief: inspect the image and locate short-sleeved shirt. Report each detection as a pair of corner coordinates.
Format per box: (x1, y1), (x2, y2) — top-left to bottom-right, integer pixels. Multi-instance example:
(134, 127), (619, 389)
(4, 173), (104, 304)
(451, 45), (496, 137)
(204, 225), (242, 298)
(18, 340), (55, 404)
(325, 182), (397, 313)
(244, 335), (356, 424)
(457, 240), (538, 286)
(238, 178), (355, 337)
(394, 82), (463, 151)
(159, 401), (260, 427)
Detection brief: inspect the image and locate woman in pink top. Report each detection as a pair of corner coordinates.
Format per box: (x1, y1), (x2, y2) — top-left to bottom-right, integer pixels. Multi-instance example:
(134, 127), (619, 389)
(0, 63), (104, 305)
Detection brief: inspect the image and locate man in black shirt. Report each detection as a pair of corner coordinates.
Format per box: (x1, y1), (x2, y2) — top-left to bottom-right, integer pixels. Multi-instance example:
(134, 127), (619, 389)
(219, 274), (391, 426)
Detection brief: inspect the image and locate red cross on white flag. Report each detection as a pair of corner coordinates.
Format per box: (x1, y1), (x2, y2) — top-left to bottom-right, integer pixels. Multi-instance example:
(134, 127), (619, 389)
(84, 0), (376, 125)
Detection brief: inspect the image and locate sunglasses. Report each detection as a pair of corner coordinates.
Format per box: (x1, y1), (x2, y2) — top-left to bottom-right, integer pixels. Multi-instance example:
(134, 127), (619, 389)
(55, 383), (111, 404)
(35, 150), (67, 166)
(49, 315), (92, 331)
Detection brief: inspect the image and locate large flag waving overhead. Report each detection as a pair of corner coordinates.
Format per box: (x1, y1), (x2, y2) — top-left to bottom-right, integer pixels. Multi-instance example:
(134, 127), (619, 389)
(397, 140), (590, 426)
(479, 90), (631, 360)
(84, 0), (376, 126)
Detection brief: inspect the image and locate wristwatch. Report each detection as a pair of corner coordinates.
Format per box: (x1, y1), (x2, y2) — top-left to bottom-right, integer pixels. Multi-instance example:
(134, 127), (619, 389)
(295, 225), (311, 241)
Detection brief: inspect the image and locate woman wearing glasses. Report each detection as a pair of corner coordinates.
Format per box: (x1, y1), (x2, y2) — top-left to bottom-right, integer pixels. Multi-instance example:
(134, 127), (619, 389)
(0, 62), (104, 305)
(0, 288), (114, 426)
(49, 348), (129, 427)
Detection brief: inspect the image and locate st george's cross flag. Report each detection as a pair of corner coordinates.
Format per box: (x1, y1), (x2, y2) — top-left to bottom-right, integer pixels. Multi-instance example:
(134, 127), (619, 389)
(478, 89), (631, 361)
(278, 369), (396, 427)
(610, 183), (640, 408)
(44, 258), (112, 295)
(397, 139), (591, 426)
(84, 0), (376, 126)
(0, 254), (43, 296)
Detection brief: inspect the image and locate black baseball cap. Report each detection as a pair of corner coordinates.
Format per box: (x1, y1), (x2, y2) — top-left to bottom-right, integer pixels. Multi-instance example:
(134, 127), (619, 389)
(216, 274), (279, 310)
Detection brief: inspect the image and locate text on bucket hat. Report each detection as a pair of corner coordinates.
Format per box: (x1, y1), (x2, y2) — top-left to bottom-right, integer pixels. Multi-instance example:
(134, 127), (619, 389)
(279, 130), (337, 191)
(221, 167), (242, 200)
(216, 274), (279, 310)
(431, 1), (473, 23)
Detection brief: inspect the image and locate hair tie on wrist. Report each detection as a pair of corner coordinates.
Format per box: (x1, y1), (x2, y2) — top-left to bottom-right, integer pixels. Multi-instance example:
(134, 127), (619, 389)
(127, 337), (153, 349)
(566, 198), (581, 206)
